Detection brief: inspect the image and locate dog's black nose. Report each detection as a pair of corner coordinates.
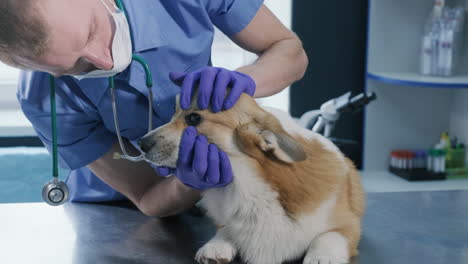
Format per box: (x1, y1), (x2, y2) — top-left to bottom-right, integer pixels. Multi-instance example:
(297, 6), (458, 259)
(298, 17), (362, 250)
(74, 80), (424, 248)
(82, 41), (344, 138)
(138, 138), (155, 153)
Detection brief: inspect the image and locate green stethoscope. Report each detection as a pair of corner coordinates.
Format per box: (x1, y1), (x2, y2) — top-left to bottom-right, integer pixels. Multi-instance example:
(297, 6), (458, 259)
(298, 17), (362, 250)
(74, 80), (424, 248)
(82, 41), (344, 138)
(42, 0), (154, 206)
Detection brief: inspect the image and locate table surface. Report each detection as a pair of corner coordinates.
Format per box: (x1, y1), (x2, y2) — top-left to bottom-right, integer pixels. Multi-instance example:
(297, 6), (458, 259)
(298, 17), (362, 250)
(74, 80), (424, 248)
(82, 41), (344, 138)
(1, 190), (468, 264)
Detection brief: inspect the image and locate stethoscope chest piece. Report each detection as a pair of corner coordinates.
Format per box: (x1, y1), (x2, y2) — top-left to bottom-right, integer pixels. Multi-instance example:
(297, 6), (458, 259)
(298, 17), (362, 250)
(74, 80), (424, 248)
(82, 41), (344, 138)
(42, 178), (69, 206)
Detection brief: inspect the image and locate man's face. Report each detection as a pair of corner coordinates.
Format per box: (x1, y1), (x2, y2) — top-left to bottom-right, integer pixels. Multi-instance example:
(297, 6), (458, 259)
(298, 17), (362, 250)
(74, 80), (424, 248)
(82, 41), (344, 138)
(18, 0), (116, 77)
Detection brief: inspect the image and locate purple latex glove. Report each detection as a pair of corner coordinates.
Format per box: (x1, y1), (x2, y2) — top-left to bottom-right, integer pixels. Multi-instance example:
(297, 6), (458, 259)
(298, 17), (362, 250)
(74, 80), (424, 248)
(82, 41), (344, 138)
(156, 126), (233, 190)
(170, 66), (256, 112)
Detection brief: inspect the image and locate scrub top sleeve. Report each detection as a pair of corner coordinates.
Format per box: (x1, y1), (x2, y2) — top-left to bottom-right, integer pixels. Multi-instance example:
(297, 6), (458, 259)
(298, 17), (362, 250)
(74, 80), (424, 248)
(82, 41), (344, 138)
(204, 0), (264, 36)
(17, 72), (116, 170)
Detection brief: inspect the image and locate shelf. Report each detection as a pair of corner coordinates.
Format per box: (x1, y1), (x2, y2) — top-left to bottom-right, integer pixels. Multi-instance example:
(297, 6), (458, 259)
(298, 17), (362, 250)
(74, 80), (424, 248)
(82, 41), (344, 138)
(367, 71), (468, 88)
(364, 0), (468, 171)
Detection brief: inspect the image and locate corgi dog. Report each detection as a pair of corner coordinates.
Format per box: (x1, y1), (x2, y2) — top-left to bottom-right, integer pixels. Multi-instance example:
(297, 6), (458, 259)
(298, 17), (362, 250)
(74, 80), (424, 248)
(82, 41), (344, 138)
(139, 93), (365, 264)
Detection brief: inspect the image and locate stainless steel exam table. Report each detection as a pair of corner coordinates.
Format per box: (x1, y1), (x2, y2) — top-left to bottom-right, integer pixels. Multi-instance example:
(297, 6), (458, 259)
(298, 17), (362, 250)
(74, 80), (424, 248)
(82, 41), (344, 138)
(1, 190), (468, 264)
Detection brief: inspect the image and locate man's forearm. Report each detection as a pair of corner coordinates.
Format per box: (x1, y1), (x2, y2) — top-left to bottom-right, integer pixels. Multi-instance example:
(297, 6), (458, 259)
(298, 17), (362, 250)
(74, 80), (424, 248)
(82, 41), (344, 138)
(237, 36), (308, 98)
(88, 141), (201, 218)
(138, 176), (201, 217)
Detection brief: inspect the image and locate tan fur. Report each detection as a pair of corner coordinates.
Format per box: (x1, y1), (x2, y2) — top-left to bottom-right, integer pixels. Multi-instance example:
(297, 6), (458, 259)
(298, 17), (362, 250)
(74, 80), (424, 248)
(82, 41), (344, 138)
(166, 94), (365, 208)
(228, 97), (362, 213)
(325, 158), (365, 257)
(149, 94), (365, 260)
(236, 131), (343, 217)
(232, 104), (365, 256)
(344, 158), (366, 218)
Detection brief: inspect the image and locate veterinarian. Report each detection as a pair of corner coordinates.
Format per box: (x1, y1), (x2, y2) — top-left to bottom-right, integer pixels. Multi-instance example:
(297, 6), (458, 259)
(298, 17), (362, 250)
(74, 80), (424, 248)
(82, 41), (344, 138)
(0, 0), (307, 216)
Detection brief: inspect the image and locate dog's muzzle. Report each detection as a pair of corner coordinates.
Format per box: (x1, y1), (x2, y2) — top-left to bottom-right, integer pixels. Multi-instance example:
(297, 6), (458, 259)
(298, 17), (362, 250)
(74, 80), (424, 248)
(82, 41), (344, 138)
(137, 131), (179, 167)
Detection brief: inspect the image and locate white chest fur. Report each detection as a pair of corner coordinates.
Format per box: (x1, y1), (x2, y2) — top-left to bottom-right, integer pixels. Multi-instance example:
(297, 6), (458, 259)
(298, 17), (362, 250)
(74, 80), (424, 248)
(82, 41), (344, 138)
(200, 157), (338, 264)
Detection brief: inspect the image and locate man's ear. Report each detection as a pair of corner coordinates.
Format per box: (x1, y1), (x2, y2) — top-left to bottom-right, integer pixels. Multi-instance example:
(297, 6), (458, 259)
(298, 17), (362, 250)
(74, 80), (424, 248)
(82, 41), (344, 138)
(235, 120), (307, 164)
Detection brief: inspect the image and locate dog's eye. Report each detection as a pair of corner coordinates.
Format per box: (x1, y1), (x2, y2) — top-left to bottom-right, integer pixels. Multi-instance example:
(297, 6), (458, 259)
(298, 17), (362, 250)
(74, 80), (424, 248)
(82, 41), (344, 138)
(185, 113), (202, 126)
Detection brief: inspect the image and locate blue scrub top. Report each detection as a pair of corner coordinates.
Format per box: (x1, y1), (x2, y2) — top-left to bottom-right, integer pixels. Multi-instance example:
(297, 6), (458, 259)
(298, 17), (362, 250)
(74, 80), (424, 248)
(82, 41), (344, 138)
(17, 0), (264, 202)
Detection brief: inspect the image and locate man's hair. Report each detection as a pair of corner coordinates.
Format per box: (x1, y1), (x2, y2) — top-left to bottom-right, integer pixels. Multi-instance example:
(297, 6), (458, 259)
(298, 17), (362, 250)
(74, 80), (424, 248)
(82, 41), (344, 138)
(0, 0), (49, 68)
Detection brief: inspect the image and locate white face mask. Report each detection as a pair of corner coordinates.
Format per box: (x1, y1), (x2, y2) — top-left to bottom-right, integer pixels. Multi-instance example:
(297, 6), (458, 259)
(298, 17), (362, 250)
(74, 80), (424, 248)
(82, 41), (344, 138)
(73, 0), (132, 80)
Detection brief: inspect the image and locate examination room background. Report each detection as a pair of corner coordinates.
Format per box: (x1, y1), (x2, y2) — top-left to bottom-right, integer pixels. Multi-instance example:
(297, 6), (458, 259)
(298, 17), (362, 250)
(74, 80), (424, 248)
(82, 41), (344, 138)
(0, 0), (300, 203)
(3, 0), (468, 201)
(0, 0), (369, 203)
(291, 0), (369, 169)
(2, 2), (468, 263)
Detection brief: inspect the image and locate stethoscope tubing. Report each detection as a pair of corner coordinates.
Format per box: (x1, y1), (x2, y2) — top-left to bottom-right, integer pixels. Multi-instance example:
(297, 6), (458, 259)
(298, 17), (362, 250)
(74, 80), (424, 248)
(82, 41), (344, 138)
(44, 0), (154, 205)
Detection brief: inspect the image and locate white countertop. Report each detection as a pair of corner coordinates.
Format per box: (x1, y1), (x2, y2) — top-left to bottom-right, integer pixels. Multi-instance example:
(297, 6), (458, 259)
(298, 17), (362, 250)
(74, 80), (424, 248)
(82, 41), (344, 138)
(361, 170), (468, 193)
(0, 110), (35, 137)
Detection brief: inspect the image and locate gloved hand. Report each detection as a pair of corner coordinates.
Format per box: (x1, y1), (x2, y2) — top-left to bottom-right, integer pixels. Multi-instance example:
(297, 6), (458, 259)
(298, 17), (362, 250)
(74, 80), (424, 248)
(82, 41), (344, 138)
(170, 66), (256, 112)
(156, 126), (233, 190)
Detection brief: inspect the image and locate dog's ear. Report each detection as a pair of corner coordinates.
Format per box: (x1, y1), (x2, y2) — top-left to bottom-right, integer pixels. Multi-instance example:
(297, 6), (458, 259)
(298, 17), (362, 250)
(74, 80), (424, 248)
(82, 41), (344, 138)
(175, 94), (181, 110)
(258, 129), (307, 163)
(235, 119), (307, 164)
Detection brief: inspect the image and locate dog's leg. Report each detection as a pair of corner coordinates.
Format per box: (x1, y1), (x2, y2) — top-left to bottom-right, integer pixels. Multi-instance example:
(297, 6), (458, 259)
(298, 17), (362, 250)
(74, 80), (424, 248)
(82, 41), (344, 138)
(195, 230), (237, 264)
(303, 231), (350, 264)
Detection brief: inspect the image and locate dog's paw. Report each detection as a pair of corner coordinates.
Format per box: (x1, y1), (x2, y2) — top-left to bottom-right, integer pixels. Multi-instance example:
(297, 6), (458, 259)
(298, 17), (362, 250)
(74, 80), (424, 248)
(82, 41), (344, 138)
(303, 232), (349, 264)
(195, 239), (237, 264)
(303, 255), (348, 264)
